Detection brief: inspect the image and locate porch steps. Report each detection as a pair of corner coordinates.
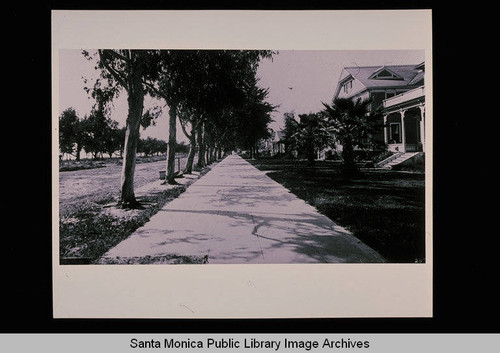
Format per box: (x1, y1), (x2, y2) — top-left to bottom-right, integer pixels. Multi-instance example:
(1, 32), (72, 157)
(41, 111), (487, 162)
(376, 152), (421, 169)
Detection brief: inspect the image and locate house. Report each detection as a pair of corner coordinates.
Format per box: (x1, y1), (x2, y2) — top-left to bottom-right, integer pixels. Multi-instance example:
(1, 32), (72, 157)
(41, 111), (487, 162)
(258, 130), (285, 157)
(332, 62), (426, 167)
(271, 130), (286, 156)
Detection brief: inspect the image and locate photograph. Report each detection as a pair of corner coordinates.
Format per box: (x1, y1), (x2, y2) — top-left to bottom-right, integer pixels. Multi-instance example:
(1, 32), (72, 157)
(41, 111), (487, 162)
(57, 49), (426, 266)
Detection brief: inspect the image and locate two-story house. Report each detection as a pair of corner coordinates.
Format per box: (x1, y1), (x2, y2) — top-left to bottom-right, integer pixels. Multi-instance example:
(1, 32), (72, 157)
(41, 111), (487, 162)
(332, 62), (426, 167)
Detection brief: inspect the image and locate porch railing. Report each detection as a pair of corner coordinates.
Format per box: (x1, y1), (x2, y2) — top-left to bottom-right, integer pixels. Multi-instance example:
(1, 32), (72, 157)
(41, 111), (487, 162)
(383, 85), (425, 109)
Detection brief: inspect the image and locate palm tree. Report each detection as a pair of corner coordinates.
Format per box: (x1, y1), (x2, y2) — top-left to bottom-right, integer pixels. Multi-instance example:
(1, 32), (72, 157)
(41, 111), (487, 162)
(296, 112), (330, 165)
(322, 97), (380, 177)
(281, 112), (330, 164)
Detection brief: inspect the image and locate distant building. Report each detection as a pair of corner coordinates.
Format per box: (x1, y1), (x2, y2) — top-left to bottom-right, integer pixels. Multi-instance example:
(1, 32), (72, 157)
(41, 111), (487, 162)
(271, 130), (285, 155)
(259, 130), (285, 157)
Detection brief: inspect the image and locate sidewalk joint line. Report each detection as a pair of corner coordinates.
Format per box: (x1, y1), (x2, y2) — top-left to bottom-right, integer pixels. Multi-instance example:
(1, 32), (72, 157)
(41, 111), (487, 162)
(250, 214), (265, 261)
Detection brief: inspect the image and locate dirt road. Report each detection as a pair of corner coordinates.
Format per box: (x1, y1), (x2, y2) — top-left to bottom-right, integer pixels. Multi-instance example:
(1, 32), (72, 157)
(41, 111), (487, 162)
(58, 158), (188, 214)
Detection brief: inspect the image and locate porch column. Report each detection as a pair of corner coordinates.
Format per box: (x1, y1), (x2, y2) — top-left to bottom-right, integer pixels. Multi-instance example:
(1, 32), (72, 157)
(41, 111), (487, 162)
(419, 104), (425, 152)
(400, 109), (407, 153)
(383, 114), (388, 144)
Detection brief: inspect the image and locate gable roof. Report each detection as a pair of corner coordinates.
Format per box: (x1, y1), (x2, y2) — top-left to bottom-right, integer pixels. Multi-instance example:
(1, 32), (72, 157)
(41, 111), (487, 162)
(343, 64), (421, 89)
(333, 64), (425, 101)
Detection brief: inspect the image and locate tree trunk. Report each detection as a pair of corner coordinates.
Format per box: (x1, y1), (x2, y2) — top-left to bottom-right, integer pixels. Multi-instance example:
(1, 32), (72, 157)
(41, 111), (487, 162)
(184, 128), (196, 174)
(166, 103), (178, 184)
(253, 143), (259, 159)
(341, 137), (358, 177)
(196, 123), (205, 169)
(206, 147), (211, 165)
(208, 147), (213, 164)
(307, 141), (315, 166)
(120, 82), (144, 206)
(75, 144), (82, 161)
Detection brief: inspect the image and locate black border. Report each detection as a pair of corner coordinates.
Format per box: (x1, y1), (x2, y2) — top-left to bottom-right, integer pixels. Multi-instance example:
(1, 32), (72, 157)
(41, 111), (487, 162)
(7, 0), (497, 334)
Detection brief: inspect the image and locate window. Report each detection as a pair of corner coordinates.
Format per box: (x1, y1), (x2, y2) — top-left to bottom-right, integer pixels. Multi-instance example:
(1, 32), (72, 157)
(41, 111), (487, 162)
(343, 79), (353, 93)
(377, 70), (394, 78)
(386, 92), (396, 99)
(390, 123), (401, 143)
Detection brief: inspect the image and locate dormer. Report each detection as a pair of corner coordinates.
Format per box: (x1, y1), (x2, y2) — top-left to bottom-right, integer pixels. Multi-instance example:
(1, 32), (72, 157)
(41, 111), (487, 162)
(340, 74), (354, 94)
(368, 66), (404, 80)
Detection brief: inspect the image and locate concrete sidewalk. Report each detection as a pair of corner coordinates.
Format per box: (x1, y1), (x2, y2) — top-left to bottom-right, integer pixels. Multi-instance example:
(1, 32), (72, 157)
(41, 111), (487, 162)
(101, 155), (385, 264)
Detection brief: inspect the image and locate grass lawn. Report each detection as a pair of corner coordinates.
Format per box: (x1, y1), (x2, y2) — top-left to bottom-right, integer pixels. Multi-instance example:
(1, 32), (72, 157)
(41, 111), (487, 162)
(249, 158), (426, 263)
(59, 185), (187, 263)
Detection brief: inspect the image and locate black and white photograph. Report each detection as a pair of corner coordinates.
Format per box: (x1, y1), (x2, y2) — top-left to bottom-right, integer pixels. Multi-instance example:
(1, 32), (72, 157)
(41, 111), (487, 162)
(52, 10), (433, 319)
(58, 49), (426, 266)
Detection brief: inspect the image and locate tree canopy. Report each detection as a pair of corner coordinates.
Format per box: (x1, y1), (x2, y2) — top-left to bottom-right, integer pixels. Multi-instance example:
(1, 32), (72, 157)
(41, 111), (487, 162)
(76, 49), (275, 205)
(281, 111), (330, 164)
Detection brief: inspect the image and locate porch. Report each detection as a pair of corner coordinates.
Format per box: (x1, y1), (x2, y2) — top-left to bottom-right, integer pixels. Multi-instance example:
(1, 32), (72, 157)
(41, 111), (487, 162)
(382, 86), (425, 153)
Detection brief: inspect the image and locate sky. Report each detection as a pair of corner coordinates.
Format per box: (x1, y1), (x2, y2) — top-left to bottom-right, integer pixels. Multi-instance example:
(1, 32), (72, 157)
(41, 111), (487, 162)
(58, 49), (424, 142)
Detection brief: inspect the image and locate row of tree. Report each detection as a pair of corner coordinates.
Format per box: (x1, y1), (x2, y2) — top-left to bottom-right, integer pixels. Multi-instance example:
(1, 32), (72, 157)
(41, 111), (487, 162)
(62, 49), (275, 207)
(59, 107), (189, 159)
(281, 97), (383, 176)
(60, 107), (124, 160)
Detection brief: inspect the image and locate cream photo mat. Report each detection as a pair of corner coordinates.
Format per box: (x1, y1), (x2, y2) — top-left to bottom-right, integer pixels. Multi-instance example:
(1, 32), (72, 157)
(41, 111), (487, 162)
(51, 9), (433, 318)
